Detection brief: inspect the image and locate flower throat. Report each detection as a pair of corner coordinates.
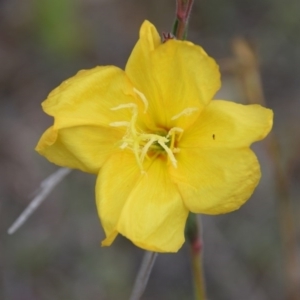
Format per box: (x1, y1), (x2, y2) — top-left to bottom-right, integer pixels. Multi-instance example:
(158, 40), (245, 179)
(109, 88), (195, 172)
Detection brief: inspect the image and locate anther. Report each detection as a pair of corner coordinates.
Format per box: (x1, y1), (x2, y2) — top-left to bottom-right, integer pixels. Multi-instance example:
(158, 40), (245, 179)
(120, 142), (129, 149)
(133, 88), (149, 113)
(171, 107), (199, 120)
(111, 103), (137, 112)
(167, 127), (184, 138)
(109, 121), (130, 127)
(158, 140), (178, 168)
(140, 137), (157, 164)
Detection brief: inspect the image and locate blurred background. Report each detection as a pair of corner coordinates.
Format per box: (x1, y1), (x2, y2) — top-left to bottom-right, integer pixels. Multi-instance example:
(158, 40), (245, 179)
(1, 0), (300, 299)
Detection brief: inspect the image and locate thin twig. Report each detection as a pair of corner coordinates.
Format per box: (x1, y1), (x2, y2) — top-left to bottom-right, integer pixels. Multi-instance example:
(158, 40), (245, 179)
(129, 251), (158, 300)
(7, 168), (72, 235)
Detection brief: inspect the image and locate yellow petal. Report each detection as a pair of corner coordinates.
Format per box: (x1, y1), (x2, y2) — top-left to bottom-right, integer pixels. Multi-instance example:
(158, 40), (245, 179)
(117, 158), (188, 252)
(180, 100), (273, 149)
(42, 66), (139, 127)
(126, 21), (221, 129)
(170, 148), (261, 214)
(97, 152), (188, 252)
(36, 65), (146, 173)
(36, 125), (122, 173)
(96, 152), (141, 245)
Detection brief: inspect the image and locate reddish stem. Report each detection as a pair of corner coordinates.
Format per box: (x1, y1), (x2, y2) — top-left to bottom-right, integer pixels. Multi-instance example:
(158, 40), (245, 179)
(176, 0), (194, 21)
(175, 0), (195, 40)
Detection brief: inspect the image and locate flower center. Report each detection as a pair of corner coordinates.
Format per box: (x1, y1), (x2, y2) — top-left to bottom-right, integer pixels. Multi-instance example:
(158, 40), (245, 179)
(109, 89), (185, 172)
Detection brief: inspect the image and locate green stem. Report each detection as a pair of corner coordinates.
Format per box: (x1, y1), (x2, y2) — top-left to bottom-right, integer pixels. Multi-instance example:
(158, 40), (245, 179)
(190, 246), (206, 300)
(185, 213), (207, 300)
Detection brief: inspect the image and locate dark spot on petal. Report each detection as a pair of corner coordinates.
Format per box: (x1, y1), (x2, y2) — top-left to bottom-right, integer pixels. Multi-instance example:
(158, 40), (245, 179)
(212, 134), (215, 140)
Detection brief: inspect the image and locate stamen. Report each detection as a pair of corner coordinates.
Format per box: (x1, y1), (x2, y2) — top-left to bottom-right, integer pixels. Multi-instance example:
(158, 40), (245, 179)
(120, 142), (129, 149)
(140, 137), (157, 164)
(167, 127), (184, 149)
(171, 107), (199, 120)
(109, 121), (130, 127)
(111, 103), (138, 111)
(158, 140), (178, 168)
(110, 100), (180, 171)
(133, 88), (149, 113)
(110, 103), (138, 136)
(166, 127), (184, 138)
(134, 144), (143, 171)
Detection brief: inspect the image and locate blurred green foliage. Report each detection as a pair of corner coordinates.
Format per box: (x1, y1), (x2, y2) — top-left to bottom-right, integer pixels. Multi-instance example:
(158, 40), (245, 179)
(34, 0), (82, 58)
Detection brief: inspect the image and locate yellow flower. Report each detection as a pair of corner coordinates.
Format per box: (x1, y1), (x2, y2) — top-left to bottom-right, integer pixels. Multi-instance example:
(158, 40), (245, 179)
(36, 20), (273, 253)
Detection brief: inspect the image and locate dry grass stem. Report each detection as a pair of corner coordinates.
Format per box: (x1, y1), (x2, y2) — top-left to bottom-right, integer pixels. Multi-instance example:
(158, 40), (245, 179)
(231, 38), (300, 300)
(8, 168), (72, 235)
(129, 251), (158, 300)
